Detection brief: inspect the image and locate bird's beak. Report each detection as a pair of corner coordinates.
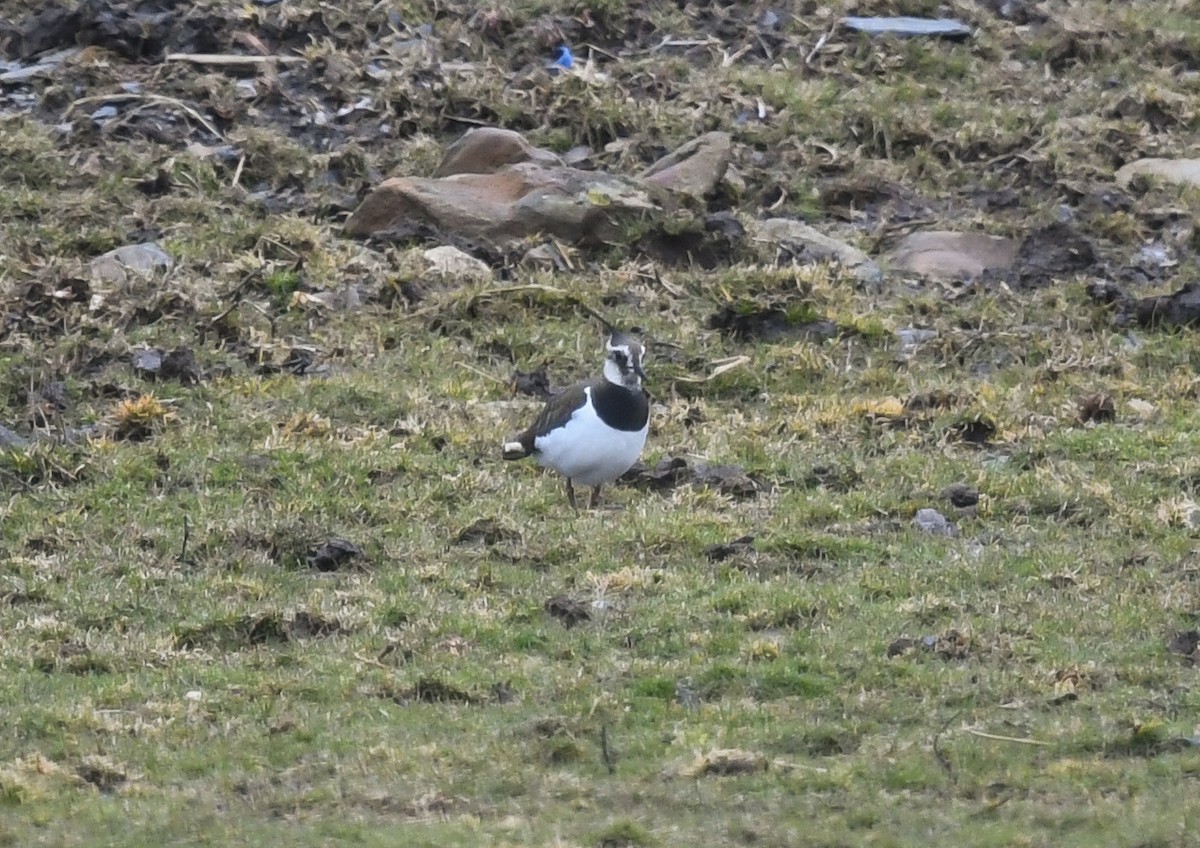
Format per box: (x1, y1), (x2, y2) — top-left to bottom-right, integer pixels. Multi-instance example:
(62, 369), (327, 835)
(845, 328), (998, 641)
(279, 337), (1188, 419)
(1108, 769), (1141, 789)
(634, 364), (647, 381)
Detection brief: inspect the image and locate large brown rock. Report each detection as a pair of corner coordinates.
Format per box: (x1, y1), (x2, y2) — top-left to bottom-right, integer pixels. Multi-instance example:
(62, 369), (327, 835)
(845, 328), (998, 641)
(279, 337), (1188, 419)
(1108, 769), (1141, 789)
(431, 127), (563, 177)
(344, 162), (660, 245)
(345, 127), (729, 246)
(641, 131), (733, 198)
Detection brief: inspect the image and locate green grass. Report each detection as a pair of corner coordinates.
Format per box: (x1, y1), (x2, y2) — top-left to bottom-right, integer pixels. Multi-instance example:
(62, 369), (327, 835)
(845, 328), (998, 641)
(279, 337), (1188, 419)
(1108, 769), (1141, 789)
(2, 0), (1200, 845)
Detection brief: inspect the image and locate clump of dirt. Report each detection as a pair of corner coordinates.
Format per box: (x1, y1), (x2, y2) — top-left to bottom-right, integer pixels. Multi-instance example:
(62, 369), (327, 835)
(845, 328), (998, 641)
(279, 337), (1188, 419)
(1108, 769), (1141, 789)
(455, 518), (521, 546)
(621, 456), (769, 498)
(3, 1), (231, 61)
(1087, 280), (1200, 330)
(1166, 630), (1200, 665)
(75, 755), (129, 793)
(1004, 222), (1099, 288)
(510, 364), (551, 399)
(707, 302), (837, 344)
(544, 595), (590, 628)
(174, 609), (346, 650)
(705, 535), (755, 562)
(32, 641), (115, 675)
(1078, 393), (1116, 424)
(131, 346), (201, 385)
(308, 538), (364, 571)
(379, 677), (477, 705)
(804, 463), (862, 492)
(948, 414), (997, 446)
(886, 629), (971, 661)
(941, 482), (980, 509)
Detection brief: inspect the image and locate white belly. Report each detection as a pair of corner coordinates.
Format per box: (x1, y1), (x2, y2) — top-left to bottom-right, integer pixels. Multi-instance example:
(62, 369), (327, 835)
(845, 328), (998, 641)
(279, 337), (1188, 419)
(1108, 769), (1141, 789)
(533, 389), (648, 487)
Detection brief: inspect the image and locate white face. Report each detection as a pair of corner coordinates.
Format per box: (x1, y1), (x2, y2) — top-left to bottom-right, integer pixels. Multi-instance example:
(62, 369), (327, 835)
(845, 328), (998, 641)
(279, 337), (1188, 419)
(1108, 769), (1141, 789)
(602, 336), (645, 388)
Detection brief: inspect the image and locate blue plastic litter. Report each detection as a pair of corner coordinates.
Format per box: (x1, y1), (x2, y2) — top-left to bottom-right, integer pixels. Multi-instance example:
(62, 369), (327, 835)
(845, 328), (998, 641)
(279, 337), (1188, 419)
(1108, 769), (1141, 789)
(842, 16), (972, 39)
(548, 45), (574, 72)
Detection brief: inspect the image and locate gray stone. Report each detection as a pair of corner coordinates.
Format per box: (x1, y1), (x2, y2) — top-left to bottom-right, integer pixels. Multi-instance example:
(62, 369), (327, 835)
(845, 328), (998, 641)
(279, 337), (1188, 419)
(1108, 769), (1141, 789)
(914, 507), (957, 537)
(1115, 158), (1200, 189)
(90, 242), (173, 284)
(0, 424), (30, 450)
(843, 16), (972, 38)
(755, 218), (883, 283)
(887, 231), (1018, 280)
(640, 131), (733, 199)
(423, 245), (492, 280)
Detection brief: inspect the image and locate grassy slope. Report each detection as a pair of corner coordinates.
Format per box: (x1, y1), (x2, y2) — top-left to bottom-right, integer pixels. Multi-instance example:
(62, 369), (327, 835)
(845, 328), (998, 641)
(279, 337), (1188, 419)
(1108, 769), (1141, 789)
(3, 1), (1200, 845)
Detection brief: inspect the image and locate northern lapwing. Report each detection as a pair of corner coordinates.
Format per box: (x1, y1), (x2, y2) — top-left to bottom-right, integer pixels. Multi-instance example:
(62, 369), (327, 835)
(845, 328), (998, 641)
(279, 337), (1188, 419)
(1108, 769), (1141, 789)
(503, 332), (650, 511)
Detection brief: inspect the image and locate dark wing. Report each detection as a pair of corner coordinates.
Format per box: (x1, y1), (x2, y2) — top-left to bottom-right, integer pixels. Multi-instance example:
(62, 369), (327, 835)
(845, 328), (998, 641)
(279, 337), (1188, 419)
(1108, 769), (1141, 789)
(518, 380), (591, 452)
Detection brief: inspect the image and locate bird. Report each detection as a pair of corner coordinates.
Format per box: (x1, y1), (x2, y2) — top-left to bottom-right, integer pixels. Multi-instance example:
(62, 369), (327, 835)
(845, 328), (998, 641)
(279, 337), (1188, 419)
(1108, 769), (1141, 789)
(503, 332), (650, 511)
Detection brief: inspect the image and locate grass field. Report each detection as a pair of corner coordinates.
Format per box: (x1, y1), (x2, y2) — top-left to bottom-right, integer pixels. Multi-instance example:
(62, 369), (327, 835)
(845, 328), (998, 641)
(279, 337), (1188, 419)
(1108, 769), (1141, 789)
(3, 0), (1200, 845)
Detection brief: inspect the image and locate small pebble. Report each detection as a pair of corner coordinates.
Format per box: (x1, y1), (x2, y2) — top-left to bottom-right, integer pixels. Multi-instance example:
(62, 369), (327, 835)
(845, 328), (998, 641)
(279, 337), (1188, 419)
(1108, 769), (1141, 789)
(914, 507), (957, 537)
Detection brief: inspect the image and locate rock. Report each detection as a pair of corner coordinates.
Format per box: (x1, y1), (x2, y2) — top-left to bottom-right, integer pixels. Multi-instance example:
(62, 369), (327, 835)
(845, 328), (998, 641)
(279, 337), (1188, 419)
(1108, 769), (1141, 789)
(887, 231), (1018, 280)
(842, 16), (972, 39)
(90, 242), (173, 284)
(520, 243), (572, 271)
(432, 127), (562, 177)
(914, 507), (956, 537)
(90, 104), (119, 123)
(0, 47), (78, 82)
(345, 127), (739, 246)
(640, 131), (733, 199)
(896, 328), (938, 346)
(754, 218), (882, 283)
(1137, 242), (1175, 269)
(1132, 282), (1200, 329)
(1127, 398), (1156, 419)
(704, 211), (745, 240)
(0, 421), (101, 450)
(1115, 158), (1200, 189)
(131, 348), (163, 377)
(423, 245), (493, 280)
(562, 145), (593, 167)
(0, 423), (30, 450)
(345, 162), (660, 246)
(895, 327), (937, 360)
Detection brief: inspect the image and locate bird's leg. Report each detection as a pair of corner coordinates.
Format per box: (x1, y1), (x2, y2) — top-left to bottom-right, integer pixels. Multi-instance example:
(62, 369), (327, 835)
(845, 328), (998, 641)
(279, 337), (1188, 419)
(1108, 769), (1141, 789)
(590, 485), (603, 509)
(565, 479), (579, 513)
